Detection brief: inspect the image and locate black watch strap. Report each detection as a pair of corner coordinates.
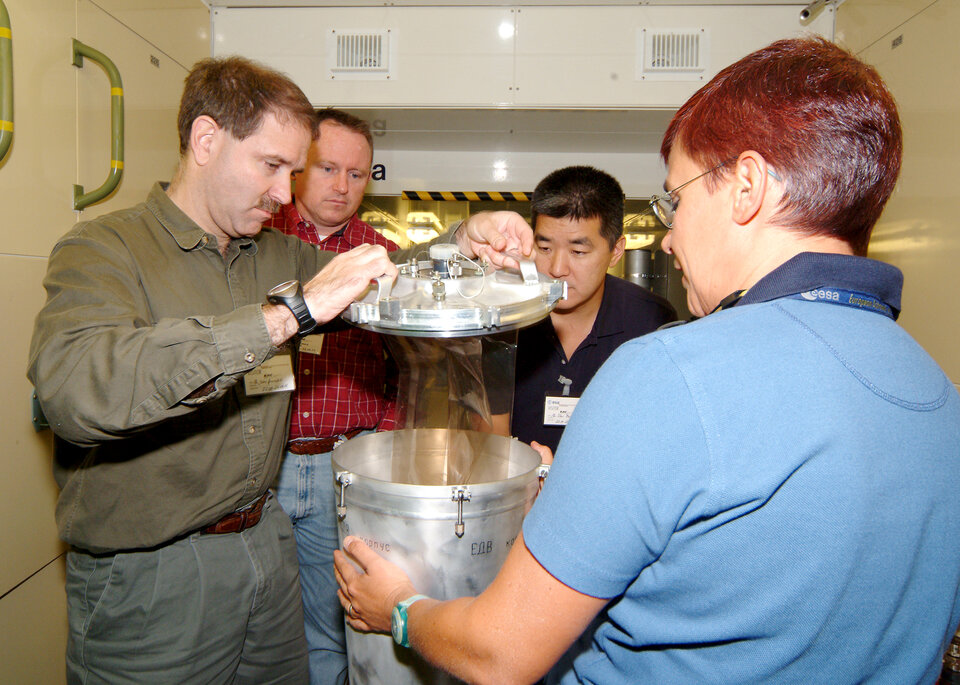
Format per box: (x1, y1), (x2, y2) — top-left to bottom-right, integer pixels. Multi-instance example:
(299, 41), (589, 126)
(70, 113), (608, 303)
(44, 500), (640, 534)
(267, 280), (318, 336)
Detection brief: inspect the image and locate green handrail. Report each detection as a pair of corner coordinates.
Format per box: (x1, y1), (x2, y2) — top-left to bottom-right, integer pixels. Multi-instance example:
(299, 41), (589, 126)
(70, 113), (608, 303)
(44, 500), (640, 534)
(72, 38), (124, 211)
(0, 1), (13, 165)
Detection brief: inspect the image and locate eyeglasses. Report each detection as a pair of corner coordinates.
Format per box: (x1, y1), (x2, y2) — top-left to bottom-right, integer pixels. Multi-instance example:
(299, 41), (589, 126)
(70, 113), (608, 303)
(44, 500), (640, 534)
(641, 157), (737, 229)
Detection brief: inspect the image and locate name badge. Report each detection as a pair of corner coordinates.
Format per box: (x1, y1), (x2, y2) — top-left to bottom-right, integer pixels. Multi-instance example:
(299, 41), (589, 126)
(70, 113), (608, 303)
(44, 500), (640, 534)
(298, 333), (325, 356)
(244, 351), (296, 395)
(543, 396), (579, 426)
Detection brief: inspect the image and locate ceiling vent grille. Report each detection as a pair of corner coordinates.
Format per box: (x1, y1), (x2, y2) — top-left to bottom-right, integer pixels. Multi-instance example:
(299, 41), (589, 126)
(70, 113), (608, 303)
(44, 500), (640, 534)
(637, 28), (709, 81)
(327, 29), (396, 80)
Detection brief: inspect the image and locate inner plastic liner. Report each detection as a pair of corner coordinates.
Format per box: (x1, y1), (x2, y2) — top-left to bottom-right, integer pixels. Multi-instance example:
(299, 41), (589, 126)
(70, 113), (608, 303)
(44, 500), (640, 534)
(385, 331), (517, 439)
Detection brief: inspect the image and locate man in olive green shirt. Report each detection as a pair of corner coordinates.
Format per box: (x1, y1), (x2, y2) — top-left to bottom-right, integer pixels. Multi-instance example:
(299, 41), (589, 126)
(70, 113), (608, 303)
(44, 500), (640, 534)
(28, 56), (531, 685)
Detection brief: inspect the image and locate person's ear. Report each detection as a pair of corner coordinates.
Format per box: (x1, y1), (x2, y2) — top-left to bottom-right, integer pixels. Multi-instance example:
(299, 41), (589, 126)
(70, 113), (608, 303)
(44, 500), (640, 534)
(608, 235), (626, 268)
(189, 115), (220, 167)
(730, 150), (769, 226)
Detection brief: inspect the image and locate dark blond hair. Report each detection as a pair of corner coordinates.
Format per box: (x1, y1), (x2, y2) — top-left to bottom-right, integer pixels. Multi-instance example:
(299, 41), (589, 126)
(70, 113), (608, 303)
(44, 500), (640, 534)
(316, 108), (373, 152)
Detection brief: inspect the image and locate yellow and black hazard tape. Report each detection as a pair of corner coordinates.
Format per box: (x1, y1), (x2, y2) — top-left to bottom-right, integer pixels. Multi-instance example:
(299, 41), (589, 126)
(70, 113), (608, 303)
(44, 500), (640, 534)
(402, 190), (532, 202)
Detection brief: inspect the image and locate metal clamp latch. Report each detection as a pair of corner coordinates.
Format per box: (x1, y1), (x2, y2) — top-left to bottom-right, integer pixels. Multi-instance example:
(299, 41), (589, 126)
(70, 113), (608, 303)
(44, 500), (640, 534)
(336, 471), (353, 521)
(451, 486), (472, 538)
(537, 463), (550, 493)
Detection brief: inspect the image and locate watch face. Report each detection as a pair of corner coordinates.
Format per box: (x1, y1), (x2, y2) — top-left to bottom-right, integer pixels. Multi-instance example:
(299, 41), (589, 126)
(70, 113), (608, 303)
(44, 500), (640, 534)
(268, 279), (299, 298)
(391, 606), (403, 644)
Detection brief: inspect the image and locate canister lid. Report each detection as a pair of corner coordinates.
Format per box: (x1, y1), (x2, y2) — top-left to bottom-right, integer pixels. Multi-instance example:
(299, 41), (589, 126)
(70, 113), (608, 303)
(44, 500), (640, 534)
(343, 250), (565, 337)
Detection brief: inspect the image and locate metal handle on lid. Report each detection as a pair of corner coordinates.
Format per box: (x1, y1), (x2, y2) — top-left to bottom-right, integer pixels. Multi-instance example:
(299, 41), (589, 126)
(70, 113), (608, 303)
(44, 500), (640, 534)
(517, 259), (540, 286)
(502, 250), (540, 286)
(375, 274), (395, 301)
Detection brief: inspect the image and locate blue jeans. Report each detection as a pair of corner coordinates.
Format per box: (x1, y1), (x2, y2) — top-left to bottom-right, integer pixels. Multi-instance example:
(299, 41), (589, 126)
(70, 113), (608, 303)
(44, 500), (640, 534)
(65, 495), (308, 685)
(275, 434), (371, 685)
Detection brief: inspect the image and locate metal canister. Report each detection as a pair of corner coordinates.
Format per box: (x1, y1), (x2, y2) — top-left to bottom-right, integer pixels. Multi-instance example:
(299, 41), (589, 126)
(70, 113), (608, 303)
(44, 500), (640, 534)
(333, 428), (544, 684)
(623, 248), (654, 291)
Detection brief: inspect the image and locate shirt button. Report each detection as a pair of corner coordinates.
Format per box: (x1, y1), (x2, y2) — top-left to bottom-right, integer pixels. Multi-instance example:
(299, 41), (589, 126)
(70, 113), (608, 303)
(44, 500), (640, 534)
(303, 369), (311, 375)
(244, 352), (255, 363)
(248, 426), (256, 434)
(302, 412), (310, 418)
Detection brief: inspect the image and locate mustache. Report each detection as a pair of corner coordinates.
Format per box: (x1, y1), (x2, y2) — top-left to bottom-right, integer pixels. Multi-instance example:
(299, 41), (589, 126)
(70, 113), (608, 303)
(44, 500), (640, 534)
(256, 197), (280, 214)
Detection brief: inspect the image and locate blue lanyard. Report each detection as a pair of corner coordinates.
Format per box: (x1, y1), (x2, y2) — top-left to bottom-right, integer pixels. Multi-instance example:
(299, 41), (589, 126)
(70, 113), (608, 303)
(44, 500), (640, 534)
(788, 288), (894, 319)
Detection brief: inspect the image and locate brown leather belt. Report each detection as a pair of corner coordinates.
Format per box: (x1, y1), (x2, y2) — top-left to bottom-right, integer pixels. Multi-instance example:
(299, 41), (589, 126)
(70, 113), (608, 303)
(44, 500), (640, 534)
(286, 428), (364, 455)
(202, 492), (269, 535)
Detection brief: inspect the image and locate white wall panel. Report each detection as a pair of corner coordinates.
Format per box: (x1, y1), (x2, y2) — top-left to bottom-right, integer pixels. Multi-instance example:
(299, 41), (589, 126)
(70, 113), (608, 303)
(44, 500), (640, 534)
(0, 1), (76, 611)
(846, 0), (960, 382)
(82, 0), (210, 69)
(835, 0), (935, 54)
(0, 254), (63, 596)
(0, 0), (79, 259)
(214, 4), (832, 110)
(213, 6), (516, 107)
(515, 5), (833, 107)
(0, 556), (67, 684)
(76, 0), (190, 220)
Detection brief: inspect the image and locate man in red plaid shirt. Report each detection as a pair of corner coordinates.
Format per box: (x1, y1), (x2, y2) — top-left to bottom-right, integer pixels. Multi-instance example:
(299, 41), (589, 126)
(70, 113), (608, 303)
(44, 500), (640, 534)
(264, 108), (397, 685)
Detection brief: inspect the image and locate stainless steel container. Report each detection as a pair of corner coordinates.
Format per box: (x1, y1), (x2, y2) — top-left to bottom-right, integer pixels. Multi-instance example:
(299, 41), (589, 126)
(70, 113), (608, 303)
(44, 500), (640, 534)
(332, 428), (544, 684)
(623, 247), (654, 291)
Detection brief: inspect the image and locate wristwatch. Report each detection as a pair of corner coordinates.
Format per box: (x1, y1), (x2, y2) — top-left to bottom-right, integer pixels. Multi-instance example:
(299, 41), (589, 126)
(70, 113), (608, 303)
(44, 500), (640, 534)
(267, 279), (317, 336)
(391, 594), (429, 648)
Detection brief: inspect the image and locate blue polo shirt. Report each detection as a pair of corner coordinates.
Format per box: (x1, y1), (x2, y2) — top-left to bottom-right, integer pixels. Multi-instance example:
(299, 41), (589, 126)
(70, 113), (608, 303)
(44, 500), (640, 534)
(512, 275), (675, 452)
(524, 252), (960, 684)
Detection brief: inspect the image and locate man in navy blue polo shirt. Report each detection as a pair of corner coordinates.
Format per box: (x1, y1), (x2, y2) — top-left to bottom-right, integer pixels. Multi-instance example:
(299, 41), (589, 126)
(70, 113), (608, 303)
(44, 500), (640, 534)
(511, 166), (676, 453)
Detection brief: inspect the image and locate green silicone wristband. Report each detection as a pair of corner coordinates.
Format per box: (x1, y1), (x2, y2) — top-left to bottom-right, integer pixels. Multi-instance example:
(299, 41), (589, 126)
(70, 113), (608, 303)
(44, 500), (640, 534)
(391, 594), (430, 648)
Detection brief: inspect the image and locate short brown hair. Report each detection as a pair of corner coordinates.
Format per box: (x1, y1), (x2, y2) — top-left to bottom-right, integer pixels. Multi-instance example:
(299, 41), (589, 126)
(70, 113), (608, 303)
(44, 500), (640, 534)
(178, 56), (316, 154)
(662, 38), (901, 256)
(316, 107), (374, 153)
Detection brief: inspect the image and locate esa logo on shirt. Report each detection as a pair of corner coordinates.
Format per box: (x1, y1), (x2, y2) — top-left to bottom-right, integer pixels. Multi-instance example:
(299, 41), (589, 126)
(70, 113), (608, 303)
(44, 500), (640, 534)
(800, 289), (840, 302)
